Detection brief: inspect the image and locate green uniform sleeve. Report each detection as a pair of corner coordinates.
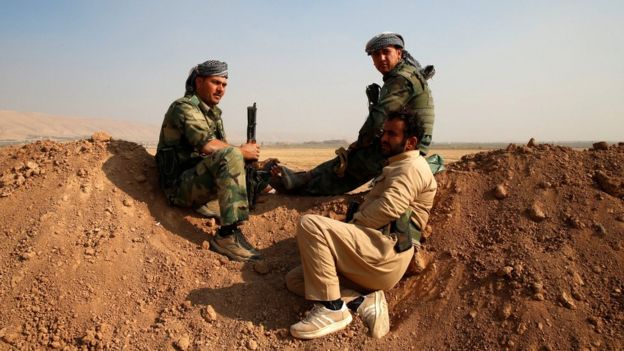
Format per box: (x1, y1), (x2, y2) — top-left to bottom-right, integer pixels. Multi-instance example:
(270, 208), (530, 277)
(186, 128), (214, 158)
(172, 101), (217, 151)
(357, 76), (413, 147)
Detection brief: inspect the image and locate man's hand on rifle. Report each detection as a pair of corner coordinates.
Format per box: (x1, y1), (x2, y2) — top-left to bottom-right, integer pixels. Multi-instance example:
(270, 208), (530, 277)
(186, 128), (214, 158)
(240, 142), (260, 161)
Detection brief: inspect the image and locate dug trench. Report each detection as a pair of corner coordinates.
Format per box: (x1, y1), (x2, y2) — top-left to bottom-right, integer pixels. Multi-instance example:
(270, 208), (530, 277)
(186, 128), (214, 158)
(0, 135), (622, 350)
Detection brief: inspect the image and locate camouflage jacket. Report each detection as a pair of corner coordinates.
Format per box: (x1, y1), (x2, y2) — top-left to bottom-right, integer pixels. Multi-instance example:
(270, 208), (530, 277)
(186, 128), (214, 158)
(156, 94), (227, 173)
(358, 60), (435, 154)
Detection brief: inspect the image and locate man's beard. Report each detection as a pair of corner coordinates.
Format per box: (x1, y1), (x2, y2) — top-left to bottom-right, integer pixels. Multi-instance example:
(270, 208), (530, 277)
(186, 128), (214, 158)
(381, 139), (406, 157)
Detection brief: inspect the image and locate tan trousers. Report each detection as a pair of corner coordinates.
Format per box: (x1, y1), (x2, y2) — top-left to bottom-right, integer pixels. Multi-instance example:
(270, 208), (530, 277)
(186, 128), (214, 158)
(288, 214), (414, 301)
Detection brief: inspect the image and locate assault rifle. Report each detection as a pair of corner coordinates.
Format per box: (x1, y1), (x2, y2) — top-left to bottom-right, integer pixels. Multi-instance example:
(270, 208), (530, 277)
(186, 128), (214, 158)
(245, 103), (269, 208)
(247, 103), (257, 144)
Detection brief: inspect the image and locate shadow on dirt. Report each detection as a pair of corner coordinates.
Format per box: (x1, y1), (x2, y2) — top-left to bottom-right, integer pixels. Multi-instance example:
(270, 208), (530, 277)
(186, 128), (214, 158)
(186, 237), (306, 330)
(102, 140), (364, 244)
(102, 140), (212, 245)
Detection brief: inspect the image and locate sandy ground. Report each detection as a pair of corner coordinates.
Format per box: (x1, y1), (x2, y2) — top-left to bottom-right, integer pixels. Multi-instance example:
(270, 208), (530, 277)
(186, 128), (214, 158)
(0, 137), (622, 350)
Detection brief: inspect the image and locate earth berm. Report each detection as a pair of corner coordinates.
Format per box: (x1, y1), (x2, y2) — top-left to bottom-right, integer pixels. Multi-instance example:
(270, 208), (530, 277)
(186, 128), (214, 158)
(0, 135), (622, 350)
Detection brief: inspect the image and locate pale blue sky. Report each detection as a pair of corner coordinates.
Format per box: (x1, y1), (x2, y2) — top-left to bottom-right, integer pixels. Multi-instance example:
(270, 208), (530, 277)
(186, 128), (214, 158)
(1, 1), (622, 142)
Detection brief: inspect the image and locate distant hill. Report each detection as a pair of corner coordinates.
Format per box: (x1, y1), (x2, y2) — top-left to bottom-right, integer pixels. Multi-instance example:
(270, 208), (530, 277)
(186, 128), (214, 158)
(1, 110), (612, 149)
(0, 110), (159, 146)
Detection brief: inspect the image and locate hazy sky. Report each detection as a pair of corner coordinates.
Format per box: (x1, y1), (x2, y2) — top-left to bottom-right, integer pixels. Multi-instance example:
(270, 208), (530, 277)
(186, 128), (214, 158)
(1, 1), (622, 143)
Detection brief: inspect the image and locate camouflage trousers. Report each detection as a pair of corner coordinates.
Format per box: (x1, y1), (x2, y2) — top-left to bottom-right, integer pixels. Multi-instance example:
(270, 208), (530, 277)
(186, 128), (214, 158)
(297, 142), (386, 196)
(169, 147), (249, 226)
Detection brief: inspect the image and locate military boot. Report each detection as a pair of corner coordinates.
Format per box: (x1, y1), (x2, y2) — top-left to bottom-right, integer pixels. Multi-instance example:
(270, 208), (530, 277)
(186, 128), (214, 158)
(209, 227), (262, 261)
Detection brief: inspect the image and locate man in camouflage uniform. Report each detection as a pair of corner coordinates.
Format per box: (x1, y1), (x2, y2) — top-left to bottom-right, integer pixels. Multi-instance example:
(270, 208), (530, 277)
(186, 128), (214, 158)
(273, 32), (435, 195)
(156, 60), (262, 261)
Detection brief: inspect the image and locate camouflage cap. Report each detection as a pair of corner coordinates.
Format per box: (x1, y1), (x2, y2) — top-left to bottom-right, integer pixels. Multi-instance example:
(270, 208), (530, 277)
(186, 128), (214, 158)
(365, 32), (404, 55)
(185, 60), (228, 94)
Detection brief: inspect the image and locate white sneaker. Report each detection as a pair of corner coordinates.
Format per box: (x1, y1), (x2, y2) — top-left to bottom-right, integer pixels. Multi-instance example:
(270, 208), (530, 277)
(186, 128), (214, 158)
(357, 290), (389, 338)
(290, 303), (352, 339)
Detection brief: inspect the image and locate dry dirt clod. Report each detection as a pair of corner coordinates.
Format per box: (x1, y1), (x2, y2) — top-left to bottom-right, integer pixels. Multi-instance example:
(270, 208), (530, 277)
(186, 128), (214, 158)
(1, 332), (19, 345)
(560, 291), (577, 310)
(571, 271), (585, 286)
(593, 223), (607, 236)
(20, 251), (36, 260)
(201, 240), (211, 250)
(592, 141), (609, 150)
(527, 138), (537, 147)
(497, 266), (513, 277)
(500, 303), (513, 320)
(527, 202), (547, 222)
(247, 339), (258, 350)
(493, 184), (508, 199)
(253, 261), (270, 275)
(175, 334), (191, 351)
(91, 131), (112, 142)
(532, 281), (544, 292)
(517, 322), (528, 335)
(534, 293), (545, 301)
(587, 316), (602, 328)
(201, 305), (217, 322)
(592, 170), (624, 198)
(407, 248), (432, 275)
(538, 180), (552, 189)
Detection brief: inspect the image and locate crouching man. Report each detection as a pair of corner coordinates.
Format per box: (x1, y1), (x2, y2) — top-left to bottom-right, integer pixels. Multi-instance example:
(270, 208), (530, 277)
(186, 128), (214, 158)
(286, 111), (437, 339)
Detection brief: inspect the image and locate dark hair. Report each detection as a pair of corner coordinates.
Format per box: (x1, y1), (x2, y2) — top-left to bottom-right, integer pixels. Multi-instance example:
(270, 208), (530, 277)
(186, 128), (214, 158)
(386, 110), (424, 141)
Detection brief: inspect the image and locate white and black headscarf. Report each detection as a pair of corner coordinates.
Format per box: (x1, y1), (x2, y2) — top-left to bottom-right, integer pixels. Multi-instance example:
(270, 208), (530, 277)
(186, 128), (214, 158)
(184, 60), (228, 94)
(365, 32), (435, 79)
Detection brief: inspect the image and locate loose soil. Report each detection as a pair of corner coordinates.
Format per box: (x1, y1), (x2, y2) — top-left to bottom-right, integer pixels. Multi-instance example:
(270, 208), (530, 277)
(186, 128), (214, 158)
(0, 136), (622, 350)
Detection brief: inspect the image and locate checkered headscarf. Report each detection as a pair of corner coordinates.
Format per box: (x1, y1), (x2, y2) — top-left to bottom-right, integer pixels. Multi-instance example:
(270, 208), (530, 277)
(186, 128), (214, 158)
(185, 60), (228, 94)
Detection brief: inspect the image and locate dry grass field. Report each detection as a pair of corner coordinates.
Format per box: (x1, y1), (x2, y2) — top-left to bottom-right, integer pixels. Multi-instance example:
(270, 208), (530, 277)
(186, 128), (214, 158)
(145, 146), (485, 193)
(262, 147), (484, 170)
(145, 147), (486, 168)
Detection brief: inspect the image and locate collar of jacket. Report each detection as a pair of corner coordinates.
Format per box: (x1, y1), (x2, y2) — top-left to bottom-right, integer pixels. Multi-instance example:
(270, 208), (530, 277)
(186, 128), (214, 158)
(188, 94), (221, 118)
(387, 149), (421, 165)
(383, 60), (406, 81)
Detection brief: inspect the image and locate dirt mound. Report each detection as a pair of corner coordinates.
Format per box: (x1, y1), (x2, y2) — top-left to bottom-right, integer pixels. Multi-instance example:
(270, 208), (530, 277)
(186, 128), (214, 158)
(0, 137), (622, 350)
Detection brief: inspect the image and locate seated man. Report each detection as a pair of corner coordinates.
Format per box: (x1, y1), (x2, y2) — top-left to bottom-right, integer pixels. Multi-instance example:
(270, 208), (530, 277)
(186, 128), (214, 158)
(272, 32), (435, 195)
(286, 112), (437, 339)
(156, 59), (262, 262)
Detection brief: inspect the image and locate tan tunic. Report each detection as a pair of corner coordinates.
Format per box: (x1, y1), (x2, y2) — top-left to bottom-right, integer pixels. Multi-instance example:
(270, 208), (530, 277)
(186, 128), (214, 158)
(354, 150), (437, 231)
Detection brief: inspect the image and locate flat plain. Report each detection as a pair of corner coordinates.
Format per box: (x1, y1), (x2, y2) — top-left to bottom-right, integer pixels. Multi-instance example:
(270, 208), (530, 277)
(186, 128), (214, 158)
(261, 147), (482, 170)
